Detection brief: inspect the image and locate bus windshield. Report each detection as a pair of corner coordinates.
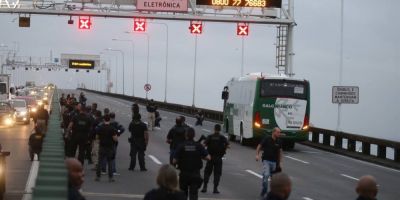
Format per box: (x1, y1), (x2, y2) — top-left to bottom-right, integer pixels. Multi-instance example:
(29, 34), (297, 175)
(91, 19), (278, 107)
(260, 79), (307, 99)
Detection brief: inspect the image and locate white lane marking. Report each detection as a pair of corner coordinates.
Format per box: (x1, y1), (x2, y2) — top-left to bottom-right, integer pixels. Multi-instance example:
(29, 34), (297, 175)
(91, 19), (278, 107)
(300, 151), (321, 154)
(84, 192), (143, 198)
(245, 170), (263, 179)
(303, 197), (314, 200)
(22, 155), (40, 200)
(84, 191), (239, 200)
(333, 153), (400, 173)
(148, 155), (162, 165)
(202, 129), (211, 133)
(340, 174), (359, 181)
(285, 156), (310, 164)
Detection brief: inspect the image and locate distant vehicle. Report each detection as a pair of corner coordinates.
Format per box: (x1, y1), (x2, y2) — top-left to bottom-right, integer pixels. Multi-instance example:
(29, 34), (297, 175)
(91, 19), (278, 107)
(0, 101), (15, 127)
(25, 81), (35, 88)
(10, 99), (30, 125)
(13, 96), (38, 119)
(0, 75), (10, 101)
(223, 73), (310, 149)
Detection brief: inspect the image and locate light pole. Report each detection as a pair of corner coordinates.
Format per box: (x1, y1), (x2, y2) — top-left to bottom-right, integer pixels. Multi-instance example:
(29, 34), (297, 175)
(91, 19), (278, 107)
(100, 52), (118, 93)
(112, 39), (135, 97)
(192, 35), (198, 107)
(125, 31), (150, 99)
(241, 36), (244, 76)
(337, 0), (344, 132)
(105, 48), (125, 95)
(150, 22), (169, 102)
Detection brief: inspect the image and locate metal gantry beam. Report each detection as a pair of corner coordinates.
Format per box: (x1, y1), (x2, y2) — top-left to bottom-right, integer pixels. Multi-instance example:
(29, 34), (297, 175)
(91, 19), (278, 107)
(0, 8), (294, 24)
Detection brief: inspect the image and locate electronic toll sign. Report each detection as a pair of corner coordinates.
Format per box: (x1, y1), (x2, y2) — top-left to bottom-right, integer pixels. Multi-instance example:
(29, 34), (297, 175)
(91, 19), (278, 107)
(69, 60), (95, 69)
(196, 0), (281, 8)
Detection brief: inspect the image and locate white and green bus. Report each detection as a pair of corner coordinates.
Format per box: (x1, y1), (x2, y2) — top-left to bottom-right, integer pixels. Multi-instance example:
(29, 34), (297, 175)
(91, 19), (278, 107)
(223, 73), (310, 149)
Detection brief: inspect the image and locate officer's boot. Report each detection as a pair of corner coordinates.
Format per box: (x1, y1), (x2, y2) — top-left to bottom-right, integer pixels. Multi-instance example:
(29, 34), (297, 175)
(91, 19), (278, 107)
(213, 185), (220, 194)
(213, 176), (220, 194)
(200, 183), (208, 193)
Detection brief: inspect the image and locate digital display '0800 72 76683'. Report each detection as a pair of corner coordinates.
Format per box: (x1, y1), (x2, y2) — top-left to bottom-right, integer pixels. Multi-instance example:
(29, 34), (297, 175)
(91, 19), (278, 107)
(196, 0), (281, 8)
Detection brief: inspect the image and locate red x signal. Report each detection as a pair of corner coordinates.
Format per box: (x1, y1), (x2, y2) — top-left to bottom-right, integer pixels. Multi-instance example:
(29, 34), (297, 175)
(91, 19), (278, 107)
(237, 23), (249, 36)
(133, 18), (147, 32)
(78, 16), (91, 30)
(189, 21), (203, 34)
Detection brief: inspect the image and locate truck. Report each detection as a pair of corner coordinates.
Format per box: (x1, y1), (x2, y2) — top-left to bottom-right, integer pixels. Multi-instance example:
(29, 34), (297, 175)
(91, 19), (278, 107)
(0, 75), (10, 100)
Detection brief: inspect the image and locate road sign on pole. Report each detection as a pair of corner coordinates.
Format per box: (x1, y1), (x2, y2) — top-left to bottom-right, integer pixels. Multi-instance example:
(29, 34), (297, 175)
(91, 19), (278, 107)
(332, 86), (359, 104)
(144, 83), (151, 92)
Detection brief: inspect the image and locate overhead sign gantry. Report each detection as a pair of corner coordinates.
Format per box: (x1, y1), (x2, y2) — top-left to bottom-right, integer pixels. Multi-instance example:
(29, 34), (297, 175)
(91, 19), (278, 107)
(0, 0), (296, 76)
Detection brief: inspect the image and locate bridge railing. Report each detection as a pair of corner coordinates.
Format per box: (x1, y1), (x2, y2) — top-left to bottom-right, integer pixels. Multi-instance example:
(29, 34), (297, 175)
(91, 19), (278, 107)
(78, 88), (400, 169)
(305, 127), (400, 167)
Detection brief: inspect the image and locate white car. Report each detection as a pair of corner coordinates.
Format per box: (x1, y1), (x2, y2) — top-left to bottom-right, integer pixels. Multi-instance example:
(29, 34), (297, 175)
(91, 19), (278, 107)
(10, 99), (30, 125)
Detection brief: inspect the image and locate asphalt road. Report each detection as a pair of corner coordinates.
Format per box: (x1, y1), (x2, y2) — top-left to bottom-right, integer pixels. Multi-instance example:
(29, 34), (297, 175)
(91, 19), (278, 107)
(63, 90), (400, 200)
(2, 90), (398, 200)
(0, 119), (35, 200)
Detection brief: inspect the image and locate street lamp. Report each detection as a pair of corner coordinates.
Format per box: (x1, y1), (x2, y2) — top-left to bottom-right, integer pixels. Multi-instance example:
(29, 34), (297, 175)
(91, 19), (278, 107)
(100, 52), (119, 93)
(125, 31), (150, 99)
(112, 39), (135, 97)
(149, 22), (169, 102)
(105, 48), (125, 95)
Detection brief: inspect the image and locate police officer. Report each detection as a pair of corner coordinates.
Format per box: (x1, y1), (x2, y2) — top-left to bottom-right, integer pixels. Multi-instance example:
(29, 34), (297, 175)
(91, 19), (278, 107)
(109, 112), (125, 175)
(35, 105), (49, 133)
(167, 117), (187, 166)
(200, 124), (229, 194)
(128, 114), (149, 171)
(173, 127), (210, 200)
(67, 104), (92, 165)
(28, 126), (44, 161)
(146, 99), (157, 131)
(95, 114), (118, 182)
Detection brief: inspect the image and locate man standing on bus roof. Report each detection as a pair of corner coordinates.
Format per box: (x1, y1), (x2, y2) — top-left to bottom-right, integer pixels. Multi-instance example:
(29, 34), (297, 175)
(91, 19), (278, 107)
(256, 127), (283, 199)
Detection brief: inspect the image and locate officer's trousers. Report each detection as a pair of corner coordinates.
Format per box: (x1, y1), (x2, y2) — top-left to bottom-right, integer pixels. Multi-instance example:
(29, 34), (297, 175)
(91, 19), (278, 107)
(203, 157), (223, 187)
(179, 171), (202, 200)
(147, 112), (155, 131)
(129, 144), (146, 170)
(67, 138), (88, 165)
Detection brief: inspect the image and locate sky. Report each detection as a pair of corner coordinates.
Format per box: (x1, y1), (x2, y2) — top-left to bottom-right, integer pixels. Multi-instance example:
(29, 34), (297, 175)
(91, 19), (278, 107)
(0, 0), (399, 141)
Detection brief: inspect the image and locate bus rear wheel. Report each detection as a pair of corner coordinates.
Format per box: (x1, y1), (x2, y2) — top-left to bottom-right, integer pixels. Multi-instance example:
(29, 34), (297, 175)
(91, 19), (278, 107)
(283, 141), (295, 150)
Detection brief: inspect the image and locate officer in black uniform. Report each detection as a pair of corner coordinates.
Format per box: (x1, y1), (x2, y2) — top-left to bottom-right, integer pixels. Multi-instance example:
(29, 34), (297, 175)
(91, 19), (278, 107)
(200, 124), (229, 194)
(173, 127), (210, 200)
(95, 114), (118, 182)
(166, 117), (187, 166)
(128, 114), (149, 171)
(67, 104), (93, 165)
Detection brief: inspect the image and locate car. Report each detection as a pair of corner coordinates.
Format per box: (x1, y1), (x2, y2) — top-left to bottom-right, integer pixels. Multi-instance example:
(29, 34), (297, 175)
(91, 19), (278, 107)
(13, 96), (38, 119)
(0, 102), (16, 127)
(10, 99), (30, 125)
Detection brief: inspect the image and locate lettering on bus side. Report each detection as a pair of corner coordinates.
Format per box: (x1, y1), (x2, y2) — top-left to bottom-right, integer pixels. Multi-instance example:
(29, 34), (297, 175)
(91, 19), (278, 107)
(262, 104), (293, 109)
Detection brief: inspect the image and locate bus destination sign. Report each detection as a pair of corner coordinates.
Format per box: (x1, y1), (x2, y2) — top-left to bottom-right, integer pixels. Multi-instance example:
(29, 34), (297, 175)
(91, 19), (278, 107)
(196, 0), (281, 8)
(69, 60), (95, 69)
(332, 86), (359, 104)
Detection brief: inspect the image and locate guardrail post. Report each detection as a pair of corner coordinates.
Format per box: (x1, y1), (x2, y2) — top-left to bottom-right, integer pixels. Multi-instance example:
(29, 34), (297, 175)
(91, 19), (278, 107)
(362, 142), (371, 155)
(395, 148), (400, 162)
(348, 139), (356, 152)
(334, 136), (342, 149)
(312, 131), (319, 143)
(377, 145), (386, 159)
(323, 133), (330, 146)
